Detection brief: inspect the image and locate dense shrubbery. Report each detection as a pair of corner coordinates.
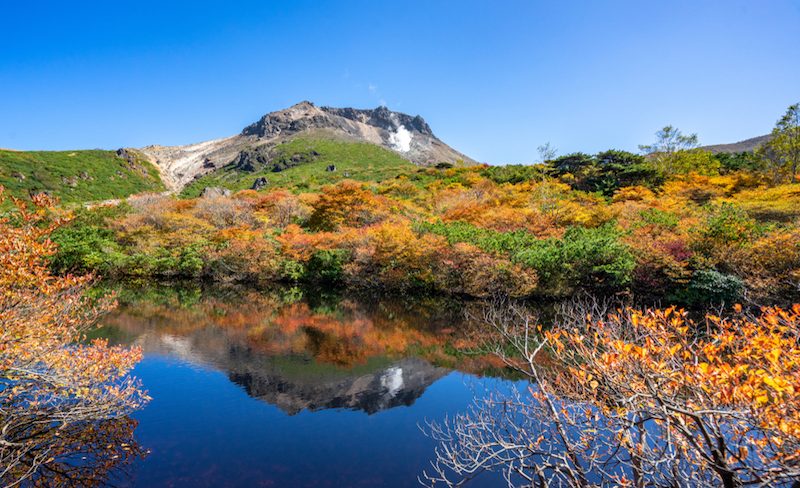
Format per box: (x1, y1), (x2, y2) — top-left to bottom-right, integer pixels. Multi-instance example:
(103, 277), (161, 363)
(480, 164), (543, 184)
(40, 125), (800, 306)
(514, 224), (635, 295)
(546, 149), (664, 196)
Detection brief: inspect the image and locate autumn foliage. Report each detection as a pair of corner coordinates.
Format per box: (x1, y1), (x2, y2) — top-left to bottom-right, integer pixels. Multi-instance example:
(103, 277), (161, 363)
(424, 302), (800, 487)
(49, 145), (800, 305)
(0, 188), (147, 486)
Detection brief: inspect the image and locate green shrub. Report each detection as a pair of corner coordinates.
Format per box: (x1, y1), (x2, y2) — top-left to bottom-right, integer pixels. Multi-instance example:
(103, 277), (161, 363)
(304, 249), (349, 283)
(637, 208), (679, 230)
(119, 245), (205, 278)
(416, 221), (539, 255)
(50, 205), (132, 274)
(279, 259), (305, 281)
(714, 151), (764, 173)
(176, 244), (205, 277)
(696, 203), (759, 246)
(50, 225), (125, 274)
(671, 269), (744, 306)
(420, 221), (634, 295)
(480, 164), (543, 184)
(665, 150), (721, 176)
(514, 224), (635, 295)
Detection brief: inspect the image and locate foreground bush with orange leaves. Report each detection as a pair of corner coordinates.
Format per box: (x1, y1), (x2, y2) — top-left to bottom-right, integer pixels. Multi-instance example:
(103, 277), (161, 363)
(423, 302), (800, 487)
(0, 188), (147, 487)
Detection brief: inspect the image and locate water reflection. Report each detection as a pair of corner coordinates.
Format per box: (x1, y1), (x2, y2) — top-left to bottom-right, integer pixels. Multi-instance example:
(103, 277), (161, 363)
(99, 283), (494, 415)
(1, 417), (145, 487)
(87, 283), (512, 487)
(230, 356), (447, 414)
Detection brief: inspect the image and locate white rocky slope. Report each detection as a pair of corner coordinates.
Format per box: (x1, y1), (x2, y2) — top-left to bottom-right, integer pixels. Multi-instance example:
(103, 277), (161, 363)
(136, 101), (474, 190)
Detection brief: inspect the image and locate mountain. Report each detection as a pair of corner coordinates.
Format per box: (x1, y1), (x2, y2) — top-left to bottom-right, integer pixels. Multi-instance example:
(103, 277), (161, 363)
(700, 134), (772, 154)
(138, 101), (475, 191)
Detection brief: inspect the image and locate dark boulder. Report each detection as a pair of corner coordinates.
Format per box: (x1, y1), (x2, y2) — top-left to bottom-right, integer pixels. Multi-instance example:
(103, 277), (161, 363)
(252, 177), (268, 190)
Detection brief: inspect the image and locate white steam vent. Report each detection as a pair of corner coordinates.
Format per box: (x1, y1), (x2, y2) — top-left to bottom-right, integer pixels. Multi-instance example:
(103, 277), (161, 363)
(389, 125), (412, 152)
(388, 112), (413, 153)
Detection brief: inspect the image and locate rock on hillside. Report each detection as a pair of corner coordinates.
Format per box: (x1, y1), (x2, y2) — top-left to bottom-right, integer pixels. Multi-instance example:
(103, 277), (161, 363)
(137, 101), (474, 190)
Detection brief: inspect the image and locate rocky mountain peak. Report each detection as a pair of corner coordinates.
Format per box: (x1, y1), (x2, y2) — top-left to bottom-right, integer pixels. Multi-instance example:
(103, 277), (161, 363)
(241, 101), (328, 138)
(241, 102), (434, 139)
(320, 105), (433, 137)
(138, 101), (474, 190)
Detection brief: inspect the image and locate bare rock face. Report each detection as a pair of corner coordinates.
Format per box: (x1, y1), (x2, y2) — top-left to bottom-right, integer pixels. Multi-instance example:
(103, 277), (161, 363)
(323, 105), (433, 136)
(136, 101), (474, 191)
(232, 146), (272, 172)
(241, 101), (328, 138)
(241, 102), (434, 140)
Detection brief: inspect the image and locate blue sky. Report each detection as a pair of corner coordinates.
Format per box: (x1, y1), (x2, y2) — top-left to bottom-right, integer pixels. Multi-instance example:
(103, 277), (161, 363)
(1, 0), (798, 163)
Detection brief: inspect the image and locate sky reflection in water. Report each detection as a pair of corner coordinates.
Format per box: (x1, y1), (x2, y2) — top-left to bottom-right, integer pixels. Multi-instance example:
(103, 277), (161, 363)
(97, 284), (517, 487)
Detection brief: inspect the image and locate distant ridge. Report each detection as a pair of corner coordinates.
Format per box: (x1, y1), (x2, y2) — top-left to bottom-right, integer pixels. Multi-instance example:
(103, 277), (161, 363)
(700, 134), (772, 154)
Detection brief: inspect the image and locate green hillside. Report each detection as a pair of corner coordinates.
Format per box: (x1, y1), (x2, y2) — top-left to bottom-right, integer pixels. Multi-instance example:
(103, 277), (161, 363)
(181, 137), (417, 197)
(0, 149), (165, 204)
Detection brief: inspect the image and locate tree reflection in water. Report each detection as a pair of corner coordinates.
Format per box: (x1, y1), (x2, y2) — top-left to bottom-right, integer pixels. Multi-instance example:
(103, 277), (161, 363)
(1, 417), (145, 487)
(97, 283), (505, 416)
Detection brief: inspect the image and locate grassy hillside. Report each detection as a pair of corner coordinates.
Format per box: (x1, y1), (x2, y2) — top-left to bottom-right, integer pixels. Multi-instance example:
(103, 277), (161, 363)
(182, 137), (418, 197)
(0, 149), (165, 204)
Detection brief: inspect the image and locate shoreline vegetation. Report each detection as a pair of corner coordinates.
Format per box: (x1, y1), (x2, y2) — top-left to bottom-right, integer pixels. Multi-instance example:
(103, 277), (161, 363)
(49, 151), (800, 308)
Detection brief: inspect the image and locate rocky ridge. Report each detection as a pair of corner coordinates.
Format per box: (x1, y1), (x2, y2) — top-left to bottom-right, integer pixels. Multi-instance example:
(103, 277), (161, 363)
(136, 101), (473, 190)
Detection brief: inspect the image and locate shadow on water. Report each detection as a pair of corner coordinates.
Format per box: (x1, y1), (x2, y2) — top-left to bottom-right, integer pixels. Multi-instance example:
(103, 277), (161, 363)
(83, 280), (521, 487)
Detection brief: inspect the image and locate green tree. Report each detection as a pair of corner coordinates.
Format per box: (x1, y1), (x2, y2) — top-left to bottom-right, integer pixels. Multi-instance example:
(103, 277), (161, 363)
(761, 103), (800, 182)
(639, 125), (700, 174)
(593, 149), (664, 193)
(714, 151), (763, 173)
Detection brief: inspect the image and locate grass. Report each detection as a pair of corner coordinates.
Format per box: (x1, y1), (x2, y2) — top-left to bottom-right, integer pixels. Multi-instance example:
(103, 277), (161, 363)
(0, 149), (165, 204)
(181, 137), (418, 197)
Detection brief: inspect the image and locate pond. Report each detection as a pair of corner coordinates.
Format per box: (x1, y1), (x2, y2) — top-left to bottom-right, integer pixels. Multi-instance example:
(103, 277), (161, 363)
(92, 283), (520, 487)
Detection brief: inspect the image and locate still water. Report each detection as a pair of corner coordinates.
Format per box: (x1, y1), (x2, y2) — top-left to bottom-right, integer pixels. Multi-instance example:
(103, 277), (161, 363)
(94, 283), (519, 487)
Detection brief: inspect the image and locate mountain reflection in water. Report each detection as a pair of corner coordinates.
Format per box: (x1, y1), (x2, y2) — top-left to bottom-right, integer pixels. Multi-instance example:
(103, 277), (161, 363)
(91, 283), (511, 487)
(100, 285), (493, 414)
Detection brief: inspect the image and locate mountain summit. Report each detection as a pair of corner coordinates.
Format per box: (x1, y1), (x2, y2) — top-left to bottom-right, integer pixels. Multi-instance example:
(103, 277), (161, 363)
(138, 102), (473, 190)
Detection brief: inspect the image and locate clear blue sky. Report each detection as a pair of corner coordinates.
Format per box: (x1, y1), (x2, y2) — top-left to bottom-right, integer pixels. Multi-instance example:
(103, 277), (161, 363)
(1, 0), (798, 163)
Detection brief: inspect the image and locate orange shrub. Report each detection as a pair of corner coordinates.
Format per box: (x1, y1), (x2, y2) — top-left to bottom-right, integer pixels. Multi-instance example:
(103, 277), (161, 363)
(344, 220), (446, 290)
(435, 242), (538, 297)
(207, 227), (281, 283)
(733, 230), (800, 299)
(307, 180), (388, 230)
